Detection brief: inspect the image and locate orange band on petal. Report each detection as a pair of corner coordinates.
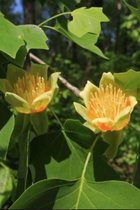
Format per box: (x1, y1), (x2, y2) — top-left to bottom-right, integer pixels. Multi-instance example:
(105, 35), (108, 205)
(97, 123), (112, 132)
(34, 105), (47, 113)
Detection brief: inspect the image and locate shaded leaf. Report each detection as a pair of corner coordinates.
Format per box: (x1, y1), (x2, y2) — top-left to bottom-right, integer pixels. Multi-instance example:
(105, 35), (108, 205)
(0, 162), (14, 208)
(2, 46), (28, 67)
(93, 140), (120, 181)
(10, 178), (140, 209)
(124, 0), (140, 20)
(30, 131), (71, 182)
(55, 0), (81, 10)
(0, 115), (15, 159)
(30, 110), (48, 136)
(30, 119), (119, 182)
(46, 119), (119, 181)
(68, 7), (109, 37)
(46, 119), (96, 181)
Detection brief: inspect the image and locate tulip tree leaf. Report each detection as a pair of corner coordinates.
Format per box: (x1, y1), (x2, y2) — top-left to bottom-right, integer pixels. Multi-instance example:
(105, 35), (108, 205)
(68, 7), (109, 37)
(0, 12), (24, 58)
(45, 119), (119, 180)
(0, 115), (15, 159)
(45, 119), (96, 181)
(30, 119), (119, 182)
(17, 25), (49, 51)
(114, 69), (140, 91)
(10, 179), (140, 209)
(54, 17), (107, 59)
(0, 12), (48, 65)
(2, 46), (28, 67)
(0, 163), (14, 208)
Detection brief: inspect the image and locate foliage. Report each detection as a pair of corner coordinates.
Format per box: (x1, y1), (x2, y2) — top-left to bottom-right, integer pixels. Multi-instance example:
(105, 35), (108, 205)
(0, 0), (140, 209)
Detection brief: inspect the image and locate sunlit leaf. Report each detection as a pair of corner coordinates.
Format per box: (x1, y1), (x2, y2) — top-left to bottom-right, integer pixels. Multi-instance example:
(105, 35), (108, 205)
(68, 7), (109, 37)
(18, 25), (49, 51)
(54, 17), (107, 59)
(0, 12), (48, 65)
(0, 12), (24, 58)
(114, 69), (140, 91)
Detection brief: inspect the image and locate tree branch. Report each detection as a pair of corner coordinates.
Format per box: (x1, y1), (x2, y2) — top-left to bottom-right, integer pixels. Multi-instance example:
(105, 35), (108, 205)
(29, 53), (80, 97)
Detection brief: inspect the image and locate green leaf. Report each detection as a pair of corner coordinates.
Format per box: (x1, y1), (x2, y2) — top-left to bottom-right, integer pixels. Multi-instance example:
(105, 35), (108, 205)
(64, 119), (93, 148)
(0, 115), (15, 159)
(124, 0), (140, 20)
(0, 162), (14, 208)
(46, 120), (119, 181)
(93, 140), (120, 181)
(2, 46), (28, 67)
(0, 12), (24, 58)
(0, 12), (48, 65)
(68, 7), (109, 37)
(0, 103), (12, 130)
(102, 131), (123, 159)
(114, 69), (140, 91)
(46, 119), (96, 181)
(30, 110), (48, 136)
(30, 119), (119, 182)
(30, 131), (71, 182)
(54, 17), (107, 59)
(17, 25), (49, 51)
(10, 179), (140, 209)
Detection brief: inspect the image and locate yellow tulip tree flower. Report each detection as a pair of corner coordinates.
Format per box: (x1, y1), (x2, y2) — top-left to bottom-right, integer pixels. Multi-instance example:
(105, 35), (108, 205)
(74, 72), (137, 133)
(0, 63), (60, 114)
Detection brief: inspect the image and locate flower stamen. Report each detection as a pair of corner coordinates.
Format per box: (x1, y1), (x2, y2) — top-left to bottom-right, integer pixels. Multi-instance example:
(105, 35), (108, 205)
(12, 73), (49, 105)
(88, 84), (130, 120)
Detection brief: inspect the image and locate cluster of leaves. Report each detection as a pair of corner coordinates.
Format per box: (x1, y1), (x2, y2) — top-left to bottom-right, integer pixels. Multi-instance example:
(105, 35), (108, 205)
(0, 0), (140, 209)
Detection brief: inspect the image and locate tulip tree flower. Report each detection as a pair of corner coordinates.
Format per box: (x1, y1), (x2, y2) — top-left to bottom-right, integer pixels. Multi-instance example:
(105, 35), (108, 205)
(0, 63), (60, 114)
(74, 72), (137, 133)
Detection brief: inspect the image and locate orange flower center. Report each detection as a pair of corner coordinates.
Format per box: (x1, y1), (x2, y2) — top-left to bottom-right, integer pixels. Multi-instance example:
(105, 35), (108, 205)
(88, 84), (130, 120)
(12, 73), (49, 105)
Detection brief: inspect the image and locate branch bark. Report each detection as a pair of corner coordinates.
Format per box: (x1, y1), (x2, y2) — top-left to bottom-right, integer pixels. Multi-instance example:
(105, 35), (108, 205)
(29, 53), (80, 97)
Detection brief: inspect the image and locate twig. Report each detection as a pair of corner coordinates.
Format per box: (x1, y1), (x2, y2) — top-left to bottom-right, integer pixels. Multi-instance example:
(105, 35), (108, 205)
(29, 53), (80, 97)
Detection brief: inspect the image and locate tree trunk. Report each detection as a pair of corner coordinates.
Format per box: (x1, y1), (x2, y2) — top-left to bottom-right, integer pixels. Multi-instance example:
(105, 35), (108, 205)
(22, 0), (36, 24)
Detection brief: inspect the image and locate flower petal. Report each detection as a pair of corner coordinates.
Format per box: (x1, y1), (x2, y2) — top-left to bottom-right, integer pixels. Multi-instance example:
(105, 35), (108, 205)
(84, 118), (114, 133)
(74, 102), (89, 121)
(7, 64), (25, 85)
(5, 92), (31, 114)
(99, 72), (115, 87)
(0, 79), (7, 93)
(113, 96), (137, 130)
(80, 81), (98, 107)
(91, 118), (114, 132)
(32, 91), (53, 112)
(30, 63), (49, 80)
(84, 121), (99, 133)
(48, 72), (60, 90)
